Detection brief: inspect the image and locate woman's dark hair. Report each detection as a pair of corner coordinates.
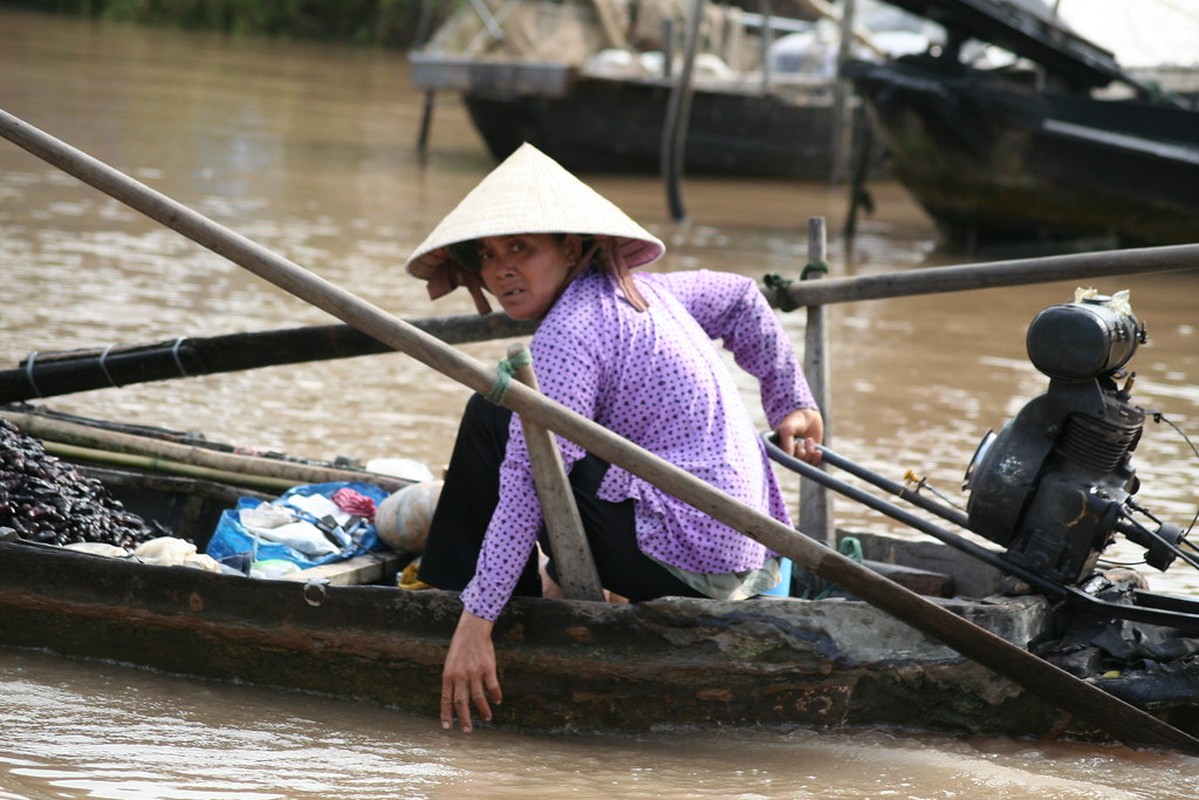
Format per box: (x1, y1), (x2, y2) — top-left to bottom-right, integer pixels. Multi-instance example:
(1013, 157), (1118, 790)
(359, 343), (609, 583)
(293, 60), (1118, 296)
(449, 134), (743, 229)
(446, 240), (481, 271)
(446, 234), (582, 272)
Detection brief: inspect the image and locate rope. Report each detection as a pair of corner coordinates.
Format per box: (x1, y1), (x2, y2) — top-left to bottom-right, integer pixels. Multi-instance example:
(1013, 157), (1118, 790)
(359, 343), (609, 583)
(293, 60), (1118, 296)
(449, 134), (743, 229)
(762, 273), (799, 312)
(839, 535), (864, 563)
(801, 260), (829, 280)
(764, 263), (828, 313)
(1146, 408), (1199, 536)
(98, 344), (120, 388)
(23, 352), (42, 398)
(169, 337), (190, 377)
(803, 535), (864, 600)
(485, 347), (532, 405)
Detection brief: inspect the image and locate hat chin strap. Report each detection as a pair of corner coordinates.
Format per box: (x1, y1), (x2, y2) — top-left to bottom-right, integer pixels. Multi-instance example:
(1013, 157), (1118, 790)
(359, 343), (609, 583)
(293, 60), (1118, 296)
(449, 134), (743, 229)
(596, 238), (649, 313)
(426, 258), (493, 315)
(465, 278), (493, 315)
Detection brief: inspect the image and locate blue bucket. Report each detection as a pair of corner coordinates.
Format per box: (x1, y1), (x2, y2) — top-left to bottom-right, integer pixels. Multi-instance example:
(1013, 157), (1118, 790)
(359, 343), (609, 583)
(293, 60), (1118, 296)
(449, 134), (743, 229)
(758, 557), (793, 597)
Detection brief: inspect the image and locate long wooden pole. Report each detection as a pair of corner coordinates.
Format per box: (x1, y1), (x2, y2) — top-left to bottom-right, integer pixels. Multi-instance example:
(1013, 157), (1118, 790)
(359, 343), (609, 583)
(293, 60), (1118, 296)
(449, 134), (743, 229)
(0, 408), (410, 493)
(661, 0), (702, 222)
(0, 316), (535, 403)
(792, 0), (886, 57)
(3, 107), (1197, 754)
(799, 218), (831, 545)
(39, 441), (301, 493)
(508, 343), (605, 601)
(771, 245), (1199, 309)
(829, 0), (856, 185)
(7, 242), (1194, 405)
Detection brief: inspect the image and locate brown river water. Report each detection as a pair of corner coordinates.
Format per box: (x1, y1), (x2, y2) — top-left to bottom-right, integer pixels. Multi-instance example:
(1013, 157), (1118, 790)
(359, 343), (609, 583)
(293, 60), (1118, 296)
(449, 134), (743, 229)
(2, 9), (1199, 798)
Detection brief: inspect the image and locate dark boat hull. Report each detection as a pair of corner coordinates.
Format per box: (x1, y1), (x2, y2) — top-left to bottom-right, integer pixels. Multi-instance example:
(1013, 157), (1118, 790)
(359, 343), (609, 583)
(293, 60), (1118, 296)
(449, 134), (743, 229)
(1, 522), (1064, 735)
(3, 412), (1198, 739)
(0, 450), (1057, 736)
(462, 75), (854, 180)
(846, 57), (1199, 246)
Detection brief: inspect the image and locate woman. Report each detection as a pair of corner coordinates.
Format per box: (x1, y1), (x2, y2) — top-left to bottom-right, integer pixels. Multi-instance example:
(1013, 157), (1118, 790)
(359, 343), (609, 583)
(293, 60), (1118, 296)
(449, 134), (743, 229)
(405, 144), (823, 733)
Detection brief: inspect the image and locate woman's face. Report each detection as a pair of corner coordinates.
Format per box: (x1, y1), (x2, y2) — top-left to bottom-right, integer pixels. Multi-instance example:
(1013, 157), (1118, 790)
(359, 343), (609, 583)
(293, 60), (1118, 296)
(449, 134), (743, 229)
(476, 234), (581, 320)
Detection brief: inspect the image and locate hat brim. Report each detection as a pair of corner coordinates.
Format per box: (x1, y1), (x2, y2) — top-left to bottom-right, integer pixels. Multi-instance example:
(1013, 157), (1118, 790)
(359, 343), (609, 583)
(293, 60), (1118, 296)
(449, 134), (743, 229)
(405, 143), (665, 287)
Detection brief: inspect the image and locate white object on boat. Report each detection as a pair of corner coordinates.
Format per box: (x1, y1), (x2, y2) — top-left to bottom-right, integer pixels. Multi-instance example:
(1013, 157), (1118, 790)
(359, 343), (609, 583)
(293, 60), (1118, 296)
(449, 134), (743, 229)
(245, 521), (340, 557)
(64, 541), (129, 558)
(239, 503), (293, 530)
(375, 480), (444, 554)
(365, 457), (435, 483)
(132, 536), (223, 572)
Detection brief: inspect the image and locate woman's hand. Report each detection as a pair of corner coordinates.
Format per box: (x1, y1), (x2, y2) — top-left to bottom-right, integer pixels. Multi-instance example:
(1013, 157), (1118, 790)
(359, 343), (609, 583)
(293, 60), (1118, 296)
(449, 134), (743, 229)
(441, 610), (500, 733)
(776, 407), (824, 465)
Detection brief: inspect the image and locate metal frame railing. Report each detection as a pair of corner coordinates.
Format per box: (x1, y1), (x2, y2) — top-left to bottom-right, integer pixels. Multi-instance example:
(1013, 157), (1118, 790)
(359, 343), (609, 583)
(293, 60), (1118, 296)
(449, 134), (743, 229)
(768, 216), (1199, 543)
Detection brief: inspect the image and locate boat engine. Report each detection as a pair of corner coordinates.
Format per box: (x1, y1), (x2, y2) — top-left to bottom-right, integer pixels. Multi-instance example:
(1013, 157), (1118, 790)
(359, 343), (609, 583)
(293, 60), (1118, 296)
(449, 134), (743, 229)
(962, 290), (1184, 585)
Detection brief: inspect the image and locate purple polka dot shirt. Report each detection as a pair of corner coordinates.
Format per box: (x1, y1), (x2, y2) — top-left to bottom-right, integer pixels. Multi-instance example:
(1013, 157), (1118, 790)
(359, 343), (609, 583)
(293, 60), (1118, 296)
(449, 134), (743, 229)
(460, 266), (817, 620)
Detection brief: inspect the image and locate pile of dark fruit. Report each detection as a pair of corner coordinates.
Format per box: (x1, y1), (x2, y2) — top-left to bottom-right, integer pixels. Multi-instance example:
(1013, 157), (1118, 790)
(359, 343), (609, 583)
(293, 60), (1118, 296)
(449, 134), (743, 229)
(0, 417), (160, 548)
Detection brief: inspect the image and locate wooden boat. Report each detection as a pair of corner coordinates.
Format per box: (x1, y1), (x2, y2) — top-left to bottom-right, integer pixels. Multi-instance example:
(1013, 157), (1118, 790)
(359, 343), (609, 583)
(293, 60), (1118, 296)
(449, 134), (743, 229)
(409, 0), (894, 179)
(448, 66), (849, 179)
(843, 0), (1199, 247)
(4, 100), (1199, 749)
(3, 404), (1199, 741)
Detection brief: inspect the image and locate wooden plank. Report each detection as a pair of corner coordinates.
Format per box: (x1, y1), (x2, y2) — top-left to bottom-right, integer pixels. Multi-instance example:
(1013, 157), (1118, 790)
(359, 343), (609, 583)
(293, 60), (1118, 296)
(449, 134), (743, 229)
(408, 54), (575, 97)
(279, 551), (402, 586)
(863, 560), (955, 598)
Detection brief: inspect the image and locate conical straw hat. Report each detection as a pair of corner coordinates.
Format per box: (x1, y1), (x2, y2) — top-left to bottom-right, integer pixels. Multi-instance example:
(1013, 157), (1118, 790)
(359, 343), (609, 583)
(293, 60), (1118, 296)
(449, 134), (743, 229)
(405, 143), (665, 292)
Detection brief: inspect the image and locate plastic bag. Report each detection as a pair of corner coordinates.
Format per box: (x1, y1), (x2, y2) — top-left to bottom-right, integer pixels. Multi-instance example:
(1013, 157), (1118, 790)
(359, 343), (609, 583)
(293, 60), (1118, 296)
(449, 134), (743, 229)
(205, 481), (389, 572)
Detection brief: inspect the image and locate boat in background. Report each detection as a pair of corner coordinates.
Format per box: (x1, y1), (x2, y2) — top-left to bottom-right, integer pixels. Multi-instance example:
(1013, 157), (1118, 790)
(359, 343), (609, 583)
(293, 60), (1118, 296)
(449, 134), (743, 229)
(843, 0), (1199, 247)
(409, 0), (929, 179)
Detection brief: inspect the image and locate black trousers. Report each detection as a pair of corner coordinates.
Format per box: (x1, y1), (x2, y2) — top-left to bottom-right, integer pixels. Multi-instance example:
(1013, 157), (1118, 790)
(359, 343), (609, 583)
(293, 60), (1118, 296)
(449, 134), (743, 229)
(417, 393), (702, 602)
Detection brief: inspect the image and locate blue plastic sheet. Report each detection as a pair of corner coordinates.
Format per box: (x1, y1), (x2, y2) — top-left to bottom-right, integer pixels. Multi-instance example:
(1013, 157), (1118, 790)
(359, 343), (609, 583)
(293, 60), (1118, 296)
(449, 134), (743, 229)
(205, 481), (389, 571)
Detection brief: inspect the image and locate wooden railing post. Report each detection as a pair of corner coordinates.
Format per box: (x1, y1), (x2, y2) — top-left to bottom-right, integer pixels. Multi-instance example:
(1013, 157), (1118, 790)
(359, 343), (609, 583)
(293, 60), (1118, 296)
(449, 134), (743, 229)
(799, 217), (833, 545)
(507, 343), (606, 602)
(829, 0), (858, 185)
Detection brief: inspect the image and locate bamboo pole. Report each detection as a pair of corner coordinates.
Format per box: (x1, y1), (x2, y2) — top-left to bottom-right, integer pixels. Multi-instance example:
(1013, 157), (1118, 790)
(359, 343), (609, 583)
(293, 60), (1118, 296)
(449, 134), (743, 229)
(0, 316), (535, 404)
(40, 441), (300, 493)
(1, 408), (410, 493)
(7, 244), (1194, 406)
(3, 107), (1198, 754)
(768, 245), (1199, 309)
(829, 0), (857, 185)
(413, 0), (440, 158)
(799, 218), (831, 545)
(508, 343), (605, 601)
(662, 0), (703, 222)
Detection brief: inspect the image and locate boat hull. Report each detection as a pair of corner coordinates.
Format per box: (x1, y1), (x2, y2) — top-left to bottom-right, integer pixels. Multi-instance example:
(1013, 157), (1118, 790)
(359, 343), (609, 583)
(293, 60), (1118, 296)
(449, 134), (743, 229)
(1, 528), (1067, 735)
(3, 417), (1197, 740)
(846, 57), (1199, 246)
(462, 75), (851, 180)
